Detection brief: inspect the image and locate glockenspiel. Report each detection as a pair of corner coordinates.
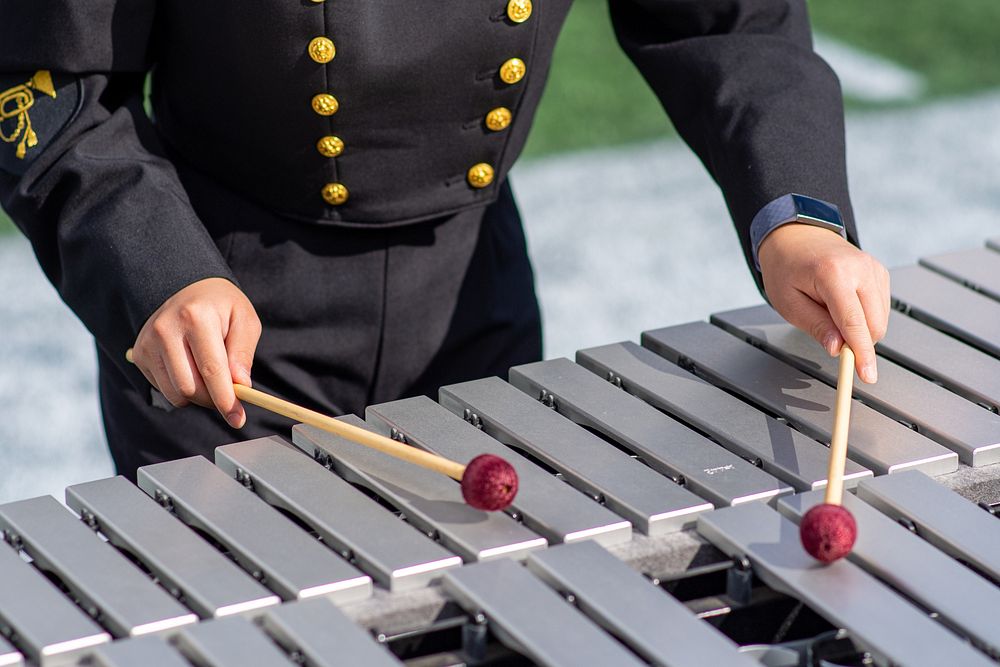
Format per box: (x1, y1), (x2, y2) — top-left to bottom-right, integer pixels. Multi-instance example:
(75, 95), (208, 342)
(1, 240), (1000, 667)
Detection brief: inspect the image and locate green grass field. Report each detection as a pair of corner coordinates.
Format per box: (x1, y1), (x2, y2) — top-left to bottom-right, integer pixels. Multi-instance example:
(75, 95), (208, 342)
(3, 0), (999, 235)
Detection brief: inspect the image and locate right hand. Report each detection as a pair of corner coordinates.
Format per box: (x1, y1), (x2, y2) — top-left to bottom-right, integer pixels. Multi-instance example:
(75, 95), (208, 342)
(131, 278), (261, 428)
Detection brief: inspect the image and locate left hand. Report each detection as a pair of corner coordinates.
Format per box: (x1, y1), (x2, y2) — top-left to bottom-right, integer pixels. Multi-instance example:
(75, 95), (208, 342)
(758, 224), (890, 384)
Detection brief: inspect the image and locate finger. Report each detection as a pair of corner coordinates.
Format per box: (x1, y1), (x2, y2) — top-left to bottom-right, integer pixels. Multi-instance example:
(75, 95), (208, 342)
(187, 328), (244, 428)
(226, 310), (261, 387)
(774, 288), (843, 355)
(160, 336), (203, 407)
(820, 284), (878, 383)
(147, 350), (191, 408)
(858, 280), (889, 344)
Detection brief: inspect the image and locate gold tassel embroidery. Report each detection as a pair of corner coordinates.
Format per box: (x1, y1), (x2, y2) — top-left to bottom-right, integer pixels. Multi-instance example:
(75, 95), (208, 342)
(1, 70), (58, 160)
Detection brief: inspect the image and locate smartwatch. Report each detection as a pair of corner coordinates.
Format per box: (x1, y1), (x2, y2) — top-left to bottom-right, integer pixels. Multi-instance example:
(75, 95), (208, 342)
(751, 193), (846, 271)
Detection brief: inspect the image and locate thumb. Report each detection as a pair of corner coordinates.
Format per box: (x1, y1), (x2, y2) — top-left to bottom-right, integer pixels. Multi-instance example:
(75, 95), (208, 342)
(226, 313), (262, 387)
(775, 291), (843, 356)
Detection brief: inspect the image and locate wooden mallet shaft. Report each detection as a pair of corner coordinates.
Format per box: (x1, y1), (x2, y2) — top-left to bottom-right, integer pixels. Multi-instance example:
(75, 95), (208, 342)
(824, 344), (855, 506)
(124, 349), (465, 480)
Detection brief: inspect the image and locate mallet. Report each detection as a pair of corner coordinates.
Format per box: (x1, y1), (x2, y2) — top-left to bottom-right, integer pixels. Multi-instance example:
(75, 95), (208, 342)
(799, 344), (859, 563)
(125, 350), (518, 511)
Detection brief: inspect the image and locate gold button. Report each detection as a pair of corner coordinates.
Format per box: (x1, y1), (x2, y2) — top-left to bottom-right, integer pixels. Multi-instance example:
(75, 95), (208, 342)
(311, 93), (339, 116)
(316, 135), (344, 157)
(499, 58), (526, 85)
(485, 107), (512, 132)
(322, 182), (349, 205)
(507, 0), (532, 23)
(467, 163), (495, 189)
(308, 37), (336, 64)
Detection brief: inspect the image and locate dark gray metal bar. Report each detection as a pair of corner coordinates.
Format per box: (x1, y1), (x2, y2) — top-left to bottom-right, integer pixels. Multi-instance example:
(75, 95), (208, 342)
(642, 321), (958, 476)
(697, 503), (995, 667)
(216, 437), (462, 591)
(576, 341), (871, 491)
(508, 359), (793, 506)
(877, 311), (1000, 413)
(921, 246), (1000, 302)
(0, 638), (20, 667)
(442, 558), (645, 666)
(857, 471), (1000, 583)
(0, 538), (109, 666)
(891, 265), (1000, 357)
(175, 616), (293, 666)
(778, 490), (1000, 659)
(526, 541), (758, 667)
(713, 305), (1000, 466)
(88, 635), (190, 667)
(367, 397), (634, 546)
(66, 476), (280, 620)
(0, 496), (197, 638)
(291, 418), (547, 562)
(439, 377), (712, 535)
(260, 598), (402, 667)
(137, 456), (372, 604)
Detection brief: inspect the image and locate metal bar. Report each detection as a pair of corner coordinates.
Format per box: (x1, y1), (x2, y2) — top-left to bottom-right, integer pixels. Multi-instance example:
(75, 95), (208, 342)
(0, 538), (109, 666)
(366, 397), (633, 546)
(291, 417), (547, 563)
(442, 558), (646, 666)
(216, 437), (462, 591)
(576, 341), (872, 491)
(877, 311), (1000, 413)
(88, 635), (190, 667)
(857, 471), (1000, 583)
(697, 503), (995, 667)
(920, 247), (1000, 302)
(642, 321), (958, 476)
(713, 305), (1000, 466)
(66, 476), (280, 620)
(0, 637), (20, 667)
(778, 489), (1000, 659)
(137, 456), (372, 604)
(174, 616), (294, 666)
(508, 359), (792, 506)
(439, 377), (712, 535)
(891, 265), (1000, 357)
(260, 598), (401, 666)
(0, 496), (196, 639)
(526, 541), (758, 666)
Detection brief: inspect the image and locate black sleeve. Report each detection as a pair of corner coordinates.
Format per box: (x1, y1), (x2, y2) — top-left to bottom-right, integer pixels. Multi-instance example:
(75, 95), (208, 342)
(610, 0), (859, 292)
(0, 1), (236, 390)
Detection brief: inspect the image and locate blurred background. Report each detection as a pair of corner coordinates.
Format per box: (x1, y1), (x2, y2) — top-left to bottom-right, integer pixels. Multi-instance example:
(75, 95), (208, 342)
(2, 0), (999, 502)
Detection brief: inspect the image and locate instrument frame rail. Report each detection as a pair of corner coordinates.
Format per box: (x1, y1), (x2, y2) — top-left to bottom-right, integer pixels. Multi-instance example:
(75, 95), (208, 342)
(508, 358), (793, 506)
(778, 489), (1000, 659)
(857, 470), (1000, 584)
(575, 341), (872, 491)
(137, 456), (373, 604)
(366, 396), (634, 546)
(87, 635), (189, 667)
(292, 417), (548, 562)
(65, 476), (281, 620)
(215, 437), (462, 592)
(713, 304), (1000, 466)
(890, 264), (1000, 358)
(442, 558), (646, 666)
(0, 496), (197, 639)
(697, 502), (996, 667)
(439, 376), (712, 535)
(642, 321), (959, 476)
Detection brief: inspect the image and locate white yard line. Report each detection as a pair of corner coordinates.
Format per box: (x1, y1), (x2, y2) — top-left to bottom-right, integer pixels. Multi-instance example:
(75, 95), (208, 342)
(2, 91), (999, 502)
(814, 33), (926, 103)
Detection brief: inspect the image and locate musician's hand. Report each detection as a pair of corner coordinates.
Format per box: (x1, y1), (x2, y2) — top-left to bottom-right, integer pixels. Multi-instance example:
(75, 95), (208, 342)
(131, 278), (262, 427)
(758, 224), (890, 384)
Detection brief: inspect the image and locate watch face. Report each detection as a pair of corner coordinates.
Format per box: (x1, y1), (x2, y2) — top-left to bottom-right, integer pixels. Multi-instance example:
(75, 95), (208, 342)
(792, 194), (842, 227)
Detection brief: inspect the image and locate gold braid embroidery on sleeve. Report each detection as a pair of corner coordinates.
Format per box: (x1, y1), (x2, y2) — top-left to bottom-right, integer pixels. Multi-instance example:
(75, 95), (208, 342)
(0, 70), (57, 160)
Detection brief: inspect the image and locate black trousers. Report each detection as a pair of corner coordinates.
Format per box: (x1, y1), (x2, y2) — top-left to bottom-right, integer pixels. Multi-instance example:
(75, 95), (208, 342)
(98, 177), (542, 480)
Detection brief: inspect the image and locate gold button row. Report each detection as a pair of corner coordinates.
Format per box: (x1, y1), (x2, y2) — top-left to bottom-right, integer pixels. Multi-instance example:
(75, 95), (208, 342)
(485, 106), (512, 132)
(316, 135), (344, 157)
(308, 36), (336, 64)
(322, 182), (349, 205)
(499, 57), (526, 85)
(507, 0), (532, 23)
(467, 163), (495, 189)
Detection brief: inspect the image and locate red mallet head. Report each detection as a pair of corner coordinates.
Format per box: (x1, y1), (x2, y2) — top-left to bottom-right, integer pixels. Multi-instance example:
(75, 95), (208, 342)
(461, 454), (519, 511)
(800, 503), (857, 563)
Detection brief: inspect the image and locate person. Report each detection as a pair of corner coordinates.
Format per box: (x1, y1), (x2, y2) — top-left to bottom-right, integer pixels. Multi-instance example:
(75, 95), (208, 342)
(1, 0), (889, 479)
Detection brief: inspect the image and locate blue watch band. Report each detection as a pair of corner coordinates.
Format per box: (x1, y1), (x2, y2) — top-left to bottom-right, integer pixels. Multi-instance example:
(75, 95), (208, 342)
(750, 194), (845, 271)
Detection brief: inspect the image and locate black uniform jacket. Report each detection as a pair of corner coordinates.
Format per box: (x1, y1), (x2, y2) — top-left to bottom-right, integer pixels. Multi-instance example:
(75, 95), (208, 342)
(0, 0), (856, 392)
